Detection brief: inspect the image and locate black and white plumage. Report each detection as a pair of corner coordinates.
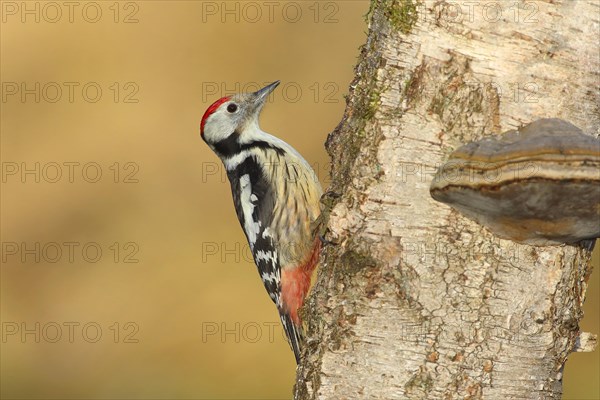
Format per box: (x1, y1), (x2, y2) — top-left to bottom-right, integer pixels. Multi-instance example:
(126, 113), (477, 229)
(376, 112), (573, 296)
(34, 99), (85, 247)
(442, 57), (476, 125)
(228, 157), (279, 301)
(200, 81), (322, 363)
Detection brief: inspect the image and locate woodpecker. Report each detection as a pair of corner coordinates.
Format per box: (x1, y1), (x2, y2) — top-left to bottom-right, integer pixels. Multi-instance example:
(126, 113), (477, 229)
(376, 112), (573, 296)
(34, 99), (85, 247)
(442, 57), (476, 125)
(200, 81), (322, 363)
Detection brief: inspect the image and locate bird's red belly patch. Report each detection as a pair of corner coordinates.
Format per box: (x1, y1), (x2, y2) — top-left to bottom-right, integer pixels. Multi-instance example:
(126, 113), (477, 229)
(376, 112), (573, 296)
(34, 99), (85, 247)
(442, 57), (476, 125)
(281, 239), (321, 325)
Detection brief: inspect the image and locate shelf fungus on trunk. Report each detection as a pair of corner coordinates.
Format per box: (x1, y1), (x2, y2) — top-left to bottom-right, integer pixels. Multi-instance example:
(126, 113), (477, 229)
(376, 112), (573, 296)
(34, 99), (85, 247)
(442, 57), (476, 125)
(430, 118), (600, 246)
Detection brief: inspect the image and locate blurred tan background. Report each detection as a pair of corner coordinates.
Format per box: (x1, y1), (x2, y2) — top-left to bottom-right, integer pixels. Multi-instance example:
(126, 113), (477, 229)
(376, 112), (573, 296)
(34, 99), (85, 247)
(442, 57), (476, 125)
(0, 1), (597, 399)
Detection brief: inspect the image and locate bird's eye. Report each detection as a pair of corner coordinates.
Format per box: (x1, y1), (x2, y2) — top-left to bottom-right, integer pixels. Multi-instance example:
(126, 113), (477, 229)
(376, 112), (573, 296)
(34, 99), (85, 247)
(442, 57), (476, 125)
(227, 103), (238, 113)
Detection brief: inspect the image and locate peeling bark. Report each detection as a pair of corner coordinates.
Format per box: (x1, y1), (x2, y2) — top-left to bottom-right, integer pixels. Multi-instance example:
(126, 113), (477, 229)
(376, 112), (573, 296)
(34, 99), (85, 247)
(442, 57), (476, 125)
(295, 1), (598, 399)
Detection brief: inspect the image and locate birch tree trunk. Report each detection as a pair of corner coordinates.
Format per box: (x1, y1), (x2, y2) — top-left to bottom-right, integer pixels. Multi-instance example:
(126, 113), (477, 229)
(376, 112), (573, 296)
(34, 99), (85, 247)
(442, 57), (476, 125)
(295, 1), (599, 399)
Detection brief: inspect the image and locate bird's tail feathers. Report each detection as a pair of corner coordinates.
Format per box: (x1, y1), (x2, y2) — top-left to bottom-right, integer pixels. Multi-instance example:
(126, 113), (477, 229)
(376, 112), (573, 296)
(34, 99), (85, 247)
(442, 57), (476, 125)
(280, 311), (303, 364)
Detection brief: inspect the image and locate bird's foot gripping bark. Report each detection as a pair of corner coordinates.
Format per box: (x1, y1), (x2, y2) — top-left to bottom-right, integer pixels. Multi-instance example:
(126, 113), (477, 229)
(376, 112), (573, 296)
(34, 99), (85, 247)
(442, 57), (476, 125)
(312, 190), (341, 246)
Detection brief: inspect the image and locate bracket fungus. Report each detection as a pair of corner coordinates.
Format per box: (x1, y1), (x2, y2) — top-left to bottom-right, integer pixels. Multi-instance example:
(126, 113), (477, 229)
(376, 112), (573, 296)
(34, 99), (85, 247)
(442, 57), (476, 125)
(430, 118), (600, 246)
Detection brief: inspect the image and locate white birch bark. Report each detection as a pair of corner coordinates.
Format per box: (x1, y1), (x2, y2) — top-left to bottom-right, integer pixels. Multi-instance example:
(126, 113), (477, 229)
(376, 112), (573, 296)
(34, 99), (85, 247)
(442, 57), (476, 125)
(296, 1), (599, 399)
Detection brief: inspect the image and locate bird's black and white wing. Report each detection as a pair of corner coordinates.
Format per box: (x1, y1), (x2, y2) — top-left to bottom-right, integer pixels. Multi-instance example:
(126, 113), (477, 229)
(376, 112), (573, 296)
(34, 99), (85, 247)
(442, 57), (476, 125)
(226, 155), (302, 362)
(227, 156), (279, 300)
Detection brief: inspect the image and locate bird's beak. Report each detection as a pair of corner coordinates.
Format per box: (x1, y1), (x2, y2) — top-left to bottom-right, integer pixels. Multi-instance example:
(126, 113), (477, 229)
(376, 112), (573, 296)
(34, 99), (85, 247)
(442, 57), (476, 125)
(253, 81), (280, 107)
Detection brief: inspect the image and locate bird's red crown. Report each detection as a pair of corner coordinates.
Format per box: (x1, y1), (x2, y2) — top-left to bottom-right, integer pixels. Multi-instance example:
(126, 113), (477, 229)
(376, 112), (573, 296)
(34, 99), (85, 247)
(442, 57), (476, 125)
(200, 96), (231, 137)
